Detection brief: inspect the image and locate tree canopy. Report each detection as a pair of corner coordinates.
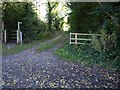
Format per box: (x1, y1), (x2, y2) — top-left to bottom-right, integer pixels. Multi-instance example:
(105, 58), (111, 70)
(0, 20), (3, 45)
(67, 2), (120, 33)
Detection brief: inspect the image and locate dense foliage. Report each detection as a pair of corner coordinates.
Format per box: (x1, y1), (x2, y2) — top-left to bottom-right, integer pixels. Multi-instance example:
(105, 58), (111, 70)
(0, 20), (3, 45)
(67, 2), (99, 33)
(67, 2), (120, 34)
(56, 2), (120, 71)
(2, 2), (63, 42)
(55, 41), (120, 71)
(2, 2), (60, 42)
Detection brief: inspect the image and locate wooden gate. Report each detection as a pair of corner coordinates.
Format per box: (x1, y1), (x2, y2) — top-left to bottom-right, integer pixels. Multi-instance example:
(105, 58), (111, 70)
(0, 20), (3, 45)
(70, 33), (100, 45)
(3, 30), (23, 44)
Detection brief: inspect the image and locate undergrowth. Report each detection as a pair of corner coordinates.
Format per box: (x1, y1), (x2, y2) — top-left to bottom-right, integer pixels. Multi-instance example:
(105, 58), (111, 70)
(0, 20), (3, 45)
(55, 42), (120, 71)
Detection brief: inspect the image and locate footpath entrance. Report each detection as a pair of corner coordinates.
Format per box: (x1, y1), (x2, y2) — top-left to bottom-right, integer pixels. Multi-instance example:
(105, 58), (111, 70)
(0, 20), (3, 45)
(3, 22), (23, 44)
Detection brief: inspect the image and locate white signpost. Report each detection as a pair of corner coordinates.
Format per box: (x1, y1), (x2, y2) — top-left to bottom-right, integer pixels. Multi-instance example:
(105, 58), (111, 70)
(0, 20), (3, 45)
(20, 31), (22, 44)
(17, 22), (22, 44)
(4, 30), (6, 43)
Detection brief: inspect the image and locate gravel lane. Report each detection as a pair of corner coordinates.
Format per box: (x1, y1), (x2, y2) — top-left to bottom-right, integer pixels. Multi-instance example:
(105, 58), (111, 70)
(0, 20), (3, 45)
(2, 39), (119, 89)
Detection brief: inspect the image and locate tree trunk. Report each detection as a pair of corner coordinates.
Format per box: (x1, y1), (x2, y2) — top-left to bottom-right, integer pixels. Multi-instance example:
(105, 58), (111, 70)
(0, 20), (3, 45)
(48, 2), (52, 32)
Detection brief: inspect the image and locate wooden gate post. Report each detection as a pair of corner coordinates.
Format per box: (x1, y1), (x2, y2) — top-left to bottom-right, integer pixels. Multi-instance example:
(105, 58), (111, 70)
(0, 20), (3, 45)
(75, 33), (77, 45)
(70, 32), (71, 45)
(17, 22), (22, 44)
(17, 30), (20, 44)
(4, 30), (6, 43)
(20, 31), (22, 44)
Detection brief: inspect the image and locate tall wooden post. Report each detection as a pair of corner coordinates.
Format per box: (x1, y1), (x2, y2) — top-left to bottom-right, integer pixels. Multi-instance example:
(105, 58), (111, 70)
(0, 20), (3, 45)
(17, 22), (22, 44)
(75, 33), (77, 45)
(17, 30), (20, 44)
(20, 31), (22, 44)
(70, 32), (71, 45)
(4, 30), (6, 43)
(2, 22), (4, 42)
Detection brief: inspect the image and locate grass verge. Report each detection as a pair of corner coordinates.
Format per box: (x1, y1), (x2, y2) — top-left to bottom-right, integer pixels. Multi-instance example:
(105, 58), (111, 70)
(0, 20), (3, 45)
(2, 34), (64, 56)
(36, 35), (64, 52)
(2, 42), (36, 56)
(55, 41), (120, 71)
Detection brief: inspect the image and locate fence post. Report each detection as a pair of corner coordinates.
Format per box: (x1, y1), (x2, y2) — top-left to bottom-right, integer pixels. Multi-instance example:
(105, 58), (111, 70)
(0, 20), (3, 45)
(70, 32), (71, 45)
(1, 29), (3, 42)
(92, 34), (94, 41)
(20, 31), (22, 44)
(4, 30), (6, 43)
(17, 22), (22, 44)
(75, 33), (77, 45)
(17, 30), (20, 44)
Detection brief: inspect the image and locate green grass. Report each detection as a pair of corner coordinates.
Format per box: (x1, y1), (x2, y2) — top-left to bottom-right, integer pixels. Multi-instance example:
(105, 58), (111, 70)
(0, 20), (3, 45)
(55, 41), (119, 70)
(2, 31), (66, 56)
(54, 45), (91, 65)
(36, 42), (54, 52)
(55, 48), (76, 61)
(36, 31), (63, 41)
(2, 34), (64, 56)
(2, 42), (36, 56)
(2, 34), (65, 56)
(36, 35), (64, 52)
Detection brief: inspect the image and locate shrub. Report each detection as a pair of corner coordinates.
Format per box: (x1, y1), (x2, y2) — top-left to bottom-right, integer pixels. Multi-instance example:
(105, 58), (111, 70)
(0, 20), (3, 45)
(55, 40), (120, 70)
(36, 31), (50, 40)
(91, 29), (117, 53)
